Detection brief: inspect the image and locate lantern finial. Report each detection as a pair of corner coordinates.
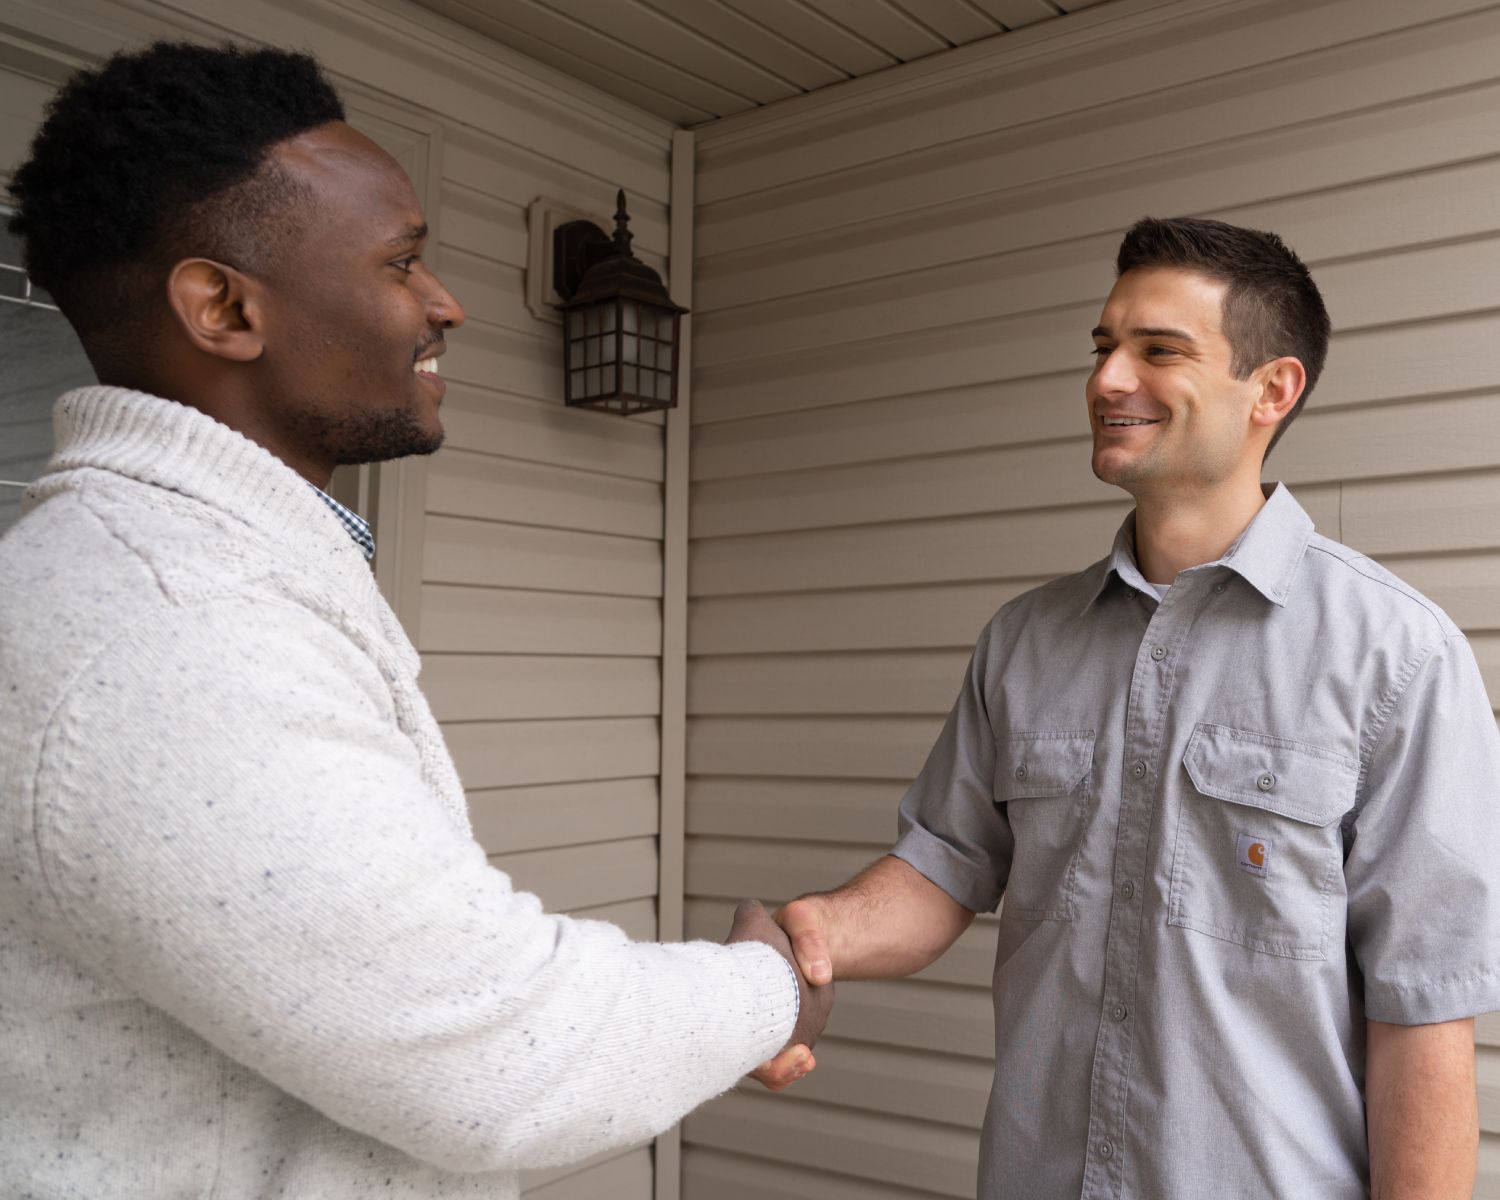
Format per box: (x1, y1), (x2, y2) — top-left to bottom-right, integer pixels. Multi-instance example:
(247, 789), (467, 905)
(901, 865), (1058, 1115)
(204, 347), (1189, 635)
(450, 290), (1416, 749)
(611, 189), (633, 257)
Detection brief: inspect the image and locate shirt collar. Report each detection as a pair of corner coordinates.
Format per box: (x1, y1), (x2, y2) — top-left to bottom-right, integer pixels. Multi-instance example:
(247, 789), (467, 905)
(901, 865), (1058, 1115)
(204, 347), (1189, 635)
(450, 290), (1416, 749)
(1084, 482), (1316, 611)
(308, 483), (376, 562)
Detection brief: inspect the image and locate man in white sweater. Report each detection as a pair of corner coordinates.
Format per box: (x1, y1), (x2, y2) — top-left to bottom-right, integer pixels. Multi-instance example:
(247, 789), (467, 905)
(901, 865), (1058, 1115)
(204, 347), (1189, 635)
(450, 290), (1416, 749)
(0, 41), (827, 1197)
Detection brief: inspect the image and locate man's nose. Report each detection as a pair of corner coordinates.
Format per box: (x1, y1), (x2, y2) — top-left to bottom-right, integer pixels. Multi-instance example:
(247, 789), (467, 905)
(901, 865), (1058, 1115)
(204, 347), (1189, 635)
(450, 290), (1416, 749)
(1092, 347), (1136, 396)
(426, 271), (466, 330)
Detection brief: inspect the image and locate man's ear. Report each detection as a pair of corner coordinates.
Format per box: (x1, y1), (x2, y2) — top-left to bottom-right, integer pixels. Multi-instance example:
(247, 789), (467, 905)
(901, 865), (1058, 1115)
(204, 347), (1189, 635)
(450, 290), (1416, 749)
(1250, 356), (1306, 431)
(165, 258), (265, 363)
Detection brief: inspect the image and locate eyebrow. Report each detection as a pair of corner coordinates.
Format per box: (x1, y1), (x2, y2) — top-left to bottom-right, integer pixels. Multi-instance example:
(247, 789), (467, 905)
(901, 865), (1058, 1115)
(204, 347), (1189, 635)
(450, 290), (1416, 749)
(387, 222), (428, 246)
(1092, 324), (1197, 342)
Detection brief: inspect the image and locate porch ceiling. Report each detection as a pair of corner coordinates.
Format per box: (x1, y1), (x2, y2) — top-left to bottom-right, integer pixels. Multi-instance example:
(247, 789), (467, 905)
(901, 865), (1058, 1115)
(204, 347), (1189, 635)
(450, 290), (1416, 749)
(404, 0), (1114, 126)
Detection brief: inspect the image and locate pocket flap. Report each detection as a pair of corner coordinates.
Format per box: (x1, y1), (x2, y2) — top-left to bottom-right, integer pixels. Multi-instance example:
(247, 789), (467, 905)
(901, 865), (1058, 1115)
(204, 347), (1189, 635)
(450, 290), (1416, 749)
(998, 730), (1096, 799)
(1183, 723), (1358, 827)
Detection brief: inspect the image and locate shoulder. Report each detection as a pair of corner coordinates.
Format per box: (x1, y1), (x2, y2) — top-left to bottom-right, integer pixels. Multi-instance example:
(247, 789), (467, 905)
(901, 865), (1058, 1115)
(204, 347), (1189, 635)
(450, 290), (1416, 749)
(1299, 533), (1458, 643)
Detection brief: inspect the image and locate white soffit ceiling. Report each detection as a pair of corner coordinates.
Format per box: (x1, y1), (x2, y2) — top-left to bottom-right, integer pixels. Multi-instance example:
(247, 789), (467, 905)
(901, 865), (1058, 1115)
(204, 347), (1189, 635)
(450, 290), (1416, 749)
(405, 0), (1115, 126)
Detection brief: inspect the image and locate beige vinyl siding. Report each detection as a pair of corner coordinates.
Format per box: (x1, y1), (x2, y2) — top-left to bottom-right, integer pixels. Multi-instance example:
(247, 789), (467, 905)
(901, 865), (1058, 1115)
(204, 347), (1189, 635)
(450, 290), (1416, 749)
(0, 2), (674, 1196)
(685, 0), (1500, 1194)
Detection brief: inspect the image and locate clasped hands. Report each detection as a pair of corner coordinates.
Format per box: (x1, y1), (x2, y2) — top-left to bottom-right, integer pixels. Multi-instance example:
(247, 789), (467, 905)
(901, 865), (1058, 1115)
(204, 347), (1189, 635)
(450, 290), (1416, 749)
(725, 897), (834, 1091)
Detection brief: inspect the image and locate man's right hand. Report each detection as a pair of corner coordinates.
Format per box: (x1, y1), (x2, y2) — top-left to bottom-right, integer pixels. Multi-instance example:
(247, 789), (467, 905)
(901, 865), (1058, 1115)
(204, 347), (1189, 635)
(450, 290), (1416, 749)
(775, 894), (835, 986)
(726, 899), (834, 1091)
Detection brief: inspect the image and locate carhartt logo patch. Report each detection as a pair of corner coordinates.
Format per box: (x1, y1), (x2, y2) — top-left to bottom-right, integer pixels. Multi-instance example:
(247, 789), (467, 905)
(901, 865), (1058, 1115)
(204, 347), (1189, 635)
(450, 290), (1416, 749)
(1237, 833), (1270, 877)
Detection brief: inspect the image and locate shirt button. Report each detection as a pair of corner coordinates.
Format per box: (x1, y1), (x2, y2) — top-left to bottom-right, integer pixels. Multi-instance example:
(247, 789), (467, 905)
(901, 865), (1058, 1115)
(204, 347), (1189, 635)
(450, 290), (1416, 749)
(1015, 764), (1029, 782)
(1121, 880), (1136, 899)
(1131, 760), (1147, 779)
(1150, 645), (1167, 661)
(1258, 772), (1276, 792)
(1112, 1004), (1128, 1022)
(1098, 1140), (1114, 1160)
(1213, 582), (1227, 594)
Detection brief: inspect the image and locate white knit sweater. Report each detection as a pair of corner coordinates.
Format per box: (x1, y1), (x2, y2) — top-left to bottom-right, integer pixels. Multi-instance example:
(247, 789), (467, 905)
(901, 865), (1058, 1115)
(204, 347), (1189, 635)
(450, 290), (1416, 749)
(0, 386), (797, 1198)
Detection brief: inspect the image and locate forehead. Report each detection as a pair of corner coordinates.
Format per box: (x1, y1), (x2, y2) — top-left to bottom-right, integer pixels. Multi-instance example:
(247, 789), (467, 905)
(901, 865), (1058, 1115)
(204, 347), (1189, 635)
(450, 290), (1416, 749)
(1097, 267), (1228, 340)
(269, 121), (424, 243)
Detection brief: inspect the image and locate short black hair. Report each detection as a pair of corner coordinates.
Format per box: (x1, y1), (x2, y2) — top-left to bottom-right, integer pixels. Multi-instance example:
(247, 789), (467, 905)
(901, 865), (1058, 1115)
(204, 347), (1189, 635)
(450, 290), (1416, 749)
(1116, 216), (1330, 459)
(7, 41), (344, 362)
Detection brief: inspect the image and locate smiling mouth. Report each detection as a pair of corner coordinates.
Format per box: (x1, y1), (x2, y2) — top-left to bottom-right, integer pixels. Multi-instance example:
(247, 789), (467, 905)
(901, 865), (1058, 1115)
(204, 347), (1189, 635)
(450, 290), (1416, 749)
(414, 356), (439, 375)
(1101, 417), (1161, 427)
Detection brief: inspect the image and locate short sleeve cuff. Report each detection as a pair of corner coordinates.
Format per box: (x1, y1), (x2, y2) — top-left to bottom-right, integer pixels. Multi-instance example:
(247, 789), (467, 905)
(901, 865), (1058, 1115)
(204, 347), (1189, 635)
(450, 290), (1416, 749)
(890, 827), (1001, 914)
(1365, 965), (1500, 1025)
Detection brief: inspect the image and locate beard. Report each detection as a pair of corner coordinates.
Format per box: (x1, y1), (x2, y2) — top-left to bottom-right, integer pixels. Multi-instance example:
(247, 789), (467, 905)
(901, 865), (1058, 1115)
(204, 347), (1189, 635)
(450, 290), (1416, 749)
(303, 401), (444, 466)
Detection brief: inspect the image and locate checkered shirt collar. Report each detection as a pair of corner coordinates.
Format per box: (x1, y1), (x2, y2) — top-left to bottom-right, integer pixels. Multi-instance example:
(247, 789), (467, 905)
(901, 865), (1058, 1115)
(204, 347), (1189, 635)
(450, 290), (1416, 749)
(308, 483), (375, 562)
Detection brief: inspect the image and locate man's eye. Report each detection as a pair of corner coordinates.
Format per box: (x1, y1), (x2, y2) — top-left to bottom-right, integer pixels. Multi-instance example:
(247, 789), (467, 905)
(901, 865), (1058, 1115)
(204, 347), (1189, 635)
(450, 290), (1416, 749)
(1090, 345), (1112, 358)
(391, 256), (419, 273)
(1146, 345), (1178, 357)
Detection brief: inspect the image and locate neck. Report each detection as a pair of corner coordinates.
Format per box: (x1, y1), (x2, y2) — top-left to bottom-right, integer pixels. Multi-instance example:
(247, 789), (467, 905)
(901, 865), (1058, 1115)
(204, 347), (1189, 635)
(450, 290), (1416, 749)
(1132, 478), (1269, 584)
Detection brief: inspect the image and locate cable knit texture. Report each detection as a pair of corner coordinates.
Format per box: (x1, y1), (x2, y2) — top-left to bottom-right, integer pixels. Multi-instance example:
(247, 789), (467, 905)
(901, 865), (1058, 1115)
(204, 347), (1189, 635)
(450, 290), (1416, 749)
(0, 386), (797, 1198)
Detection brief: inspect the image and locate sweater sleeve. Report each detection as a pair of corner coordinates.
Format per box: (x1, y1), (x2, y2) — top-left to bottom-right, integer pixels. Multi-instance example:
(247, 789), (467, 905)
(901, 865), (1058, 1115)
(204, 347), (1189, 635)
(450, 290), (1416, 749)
(28, 597), (797, 1173)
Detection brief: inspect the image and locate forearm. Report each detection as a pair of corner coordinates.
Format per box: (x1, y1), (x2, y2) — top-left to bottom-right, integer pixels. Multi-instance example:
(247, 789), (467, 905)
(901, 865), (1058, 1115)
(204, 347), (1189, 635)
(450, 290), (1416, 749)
(1366, 1017), (1477, 1200)
(781, 854), (975, 982)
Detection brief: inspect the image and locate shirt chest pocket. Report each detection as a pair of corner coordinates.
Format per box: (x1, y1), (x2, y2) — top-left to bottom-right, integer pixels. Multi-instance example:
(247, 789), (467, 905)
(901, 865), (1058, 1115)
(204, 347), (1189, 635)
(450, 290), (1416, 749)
(1169, 723), (1359, 960)
(995, 730), (1096, 921)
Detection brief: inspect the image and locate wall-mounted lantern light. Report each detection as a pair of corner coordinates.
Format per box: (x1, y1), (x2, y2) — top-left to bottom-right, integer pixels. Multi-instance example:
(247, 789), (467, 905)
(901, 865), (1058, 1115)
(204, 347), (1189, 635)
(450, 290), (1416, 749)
(553, 190), (687, 416)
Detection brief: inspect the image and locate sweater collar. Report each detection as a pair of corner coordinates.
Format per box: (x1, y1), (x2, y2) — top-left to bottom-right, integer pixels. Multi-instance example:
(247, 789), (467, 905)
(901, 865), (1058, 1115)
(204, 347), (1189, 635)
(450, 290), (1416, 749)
(41, 385), (374, 577)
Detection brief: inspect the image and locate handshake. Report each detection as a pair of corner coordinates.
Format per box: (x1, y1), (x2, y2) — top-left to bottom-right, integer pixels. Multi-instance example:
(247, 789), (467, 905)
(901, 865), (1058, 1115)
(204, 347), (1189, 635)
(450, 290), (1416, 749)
(725, 897), (836, 1092)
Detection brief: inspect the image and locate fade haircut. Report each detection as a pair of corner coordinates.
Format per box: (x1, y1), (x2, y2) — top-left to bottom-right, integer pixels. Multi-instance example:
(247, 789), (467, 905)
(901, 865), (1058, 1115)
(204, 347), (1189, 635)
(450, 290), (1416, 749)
(7, 41), (345, 367)
(1115, 216), (1330, 459)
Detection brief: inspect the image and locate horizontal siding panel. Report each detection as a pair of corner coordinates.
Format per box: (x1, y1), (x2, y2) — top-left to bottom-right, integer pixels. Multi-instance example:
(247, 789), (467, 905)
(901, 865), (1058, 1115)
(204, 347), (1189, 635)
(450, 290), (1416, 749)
(571, 897), (658, 941)
(443, 318), (560, 405)
(686, 897), (1000, 989)
(689, 650), (970, 715)
(522, 1144), (653, 1200)
(1483, 1044), (1500, 1134)
(683, 1145), (955, 1200)
(440, 383), (663, 481)
(690, 503), (1130, 597)
(444, 123), (668, 253)
(687, 716), (943, 780)
(699, 152), (1500, 314)
(692, 439), (1116, 538)
(1342, 470), (1500, 558)
(695, 303), (1500, 426)
(689, 581), (1036, 656)
(427, 448), (662, 539)
(734, 1035), (990, 1128)
(439, 247), (534, 334)
(493, 835), (660, 912)
(684, 837), (887, 903)
(1474, 635), (1500, 709)
(697, 7), (1500, 248)
(686, 778), (906, 844)
(698, 229), (1500, 368)
(695, 0), (1493, 205)
(684, 1089), (978, 1197)
(419, 586), (660, 655)
(446, 716), (660, 789)
(1384, 553), (1500, 632)
(440, 181), (528, 270)
(695, 389), (1500, 489)
(424, 515), (662, 596)
(426, 654), (660, 722)
(469, 777), (659, 854)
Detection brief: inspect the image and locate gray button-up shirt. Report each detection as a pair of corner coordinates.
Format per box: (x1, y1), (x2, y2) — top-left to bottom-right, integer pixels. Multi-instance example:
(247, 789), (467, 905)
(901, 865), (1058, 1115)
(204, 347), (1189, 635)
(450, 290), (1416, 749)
(891, 483), (1500, 1200)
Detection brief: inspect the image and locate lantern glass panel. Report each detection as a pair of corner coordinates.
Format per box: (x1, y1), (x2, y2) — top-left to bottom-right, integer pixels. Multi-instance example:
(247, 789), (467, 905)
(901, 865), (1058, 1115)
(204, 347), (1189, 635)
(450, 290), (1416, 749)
(655, 371), (670, 401)
(622, 365), (638, 395)
(601, 303), (616, 334)
(622, 332), (638, 366)
(569, 339), (583, 370)
(622, 302), (638, 335)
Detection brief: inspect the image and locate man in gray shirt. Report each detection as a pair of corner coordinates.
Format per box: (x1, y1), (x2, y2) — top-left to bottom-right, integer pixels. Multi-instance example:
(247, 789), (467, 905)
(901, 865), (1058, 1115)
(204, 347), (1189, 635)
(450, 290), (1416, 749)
(761, 217), (1497, 1197)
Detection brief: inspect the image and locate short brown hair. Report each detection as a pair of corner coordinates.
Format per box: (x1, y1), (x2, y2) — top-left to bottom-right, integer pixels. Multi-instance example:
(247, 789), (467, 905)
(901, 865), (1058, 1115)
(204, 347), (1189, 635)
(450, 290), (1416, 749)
(1116, 216), (1330, 459)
